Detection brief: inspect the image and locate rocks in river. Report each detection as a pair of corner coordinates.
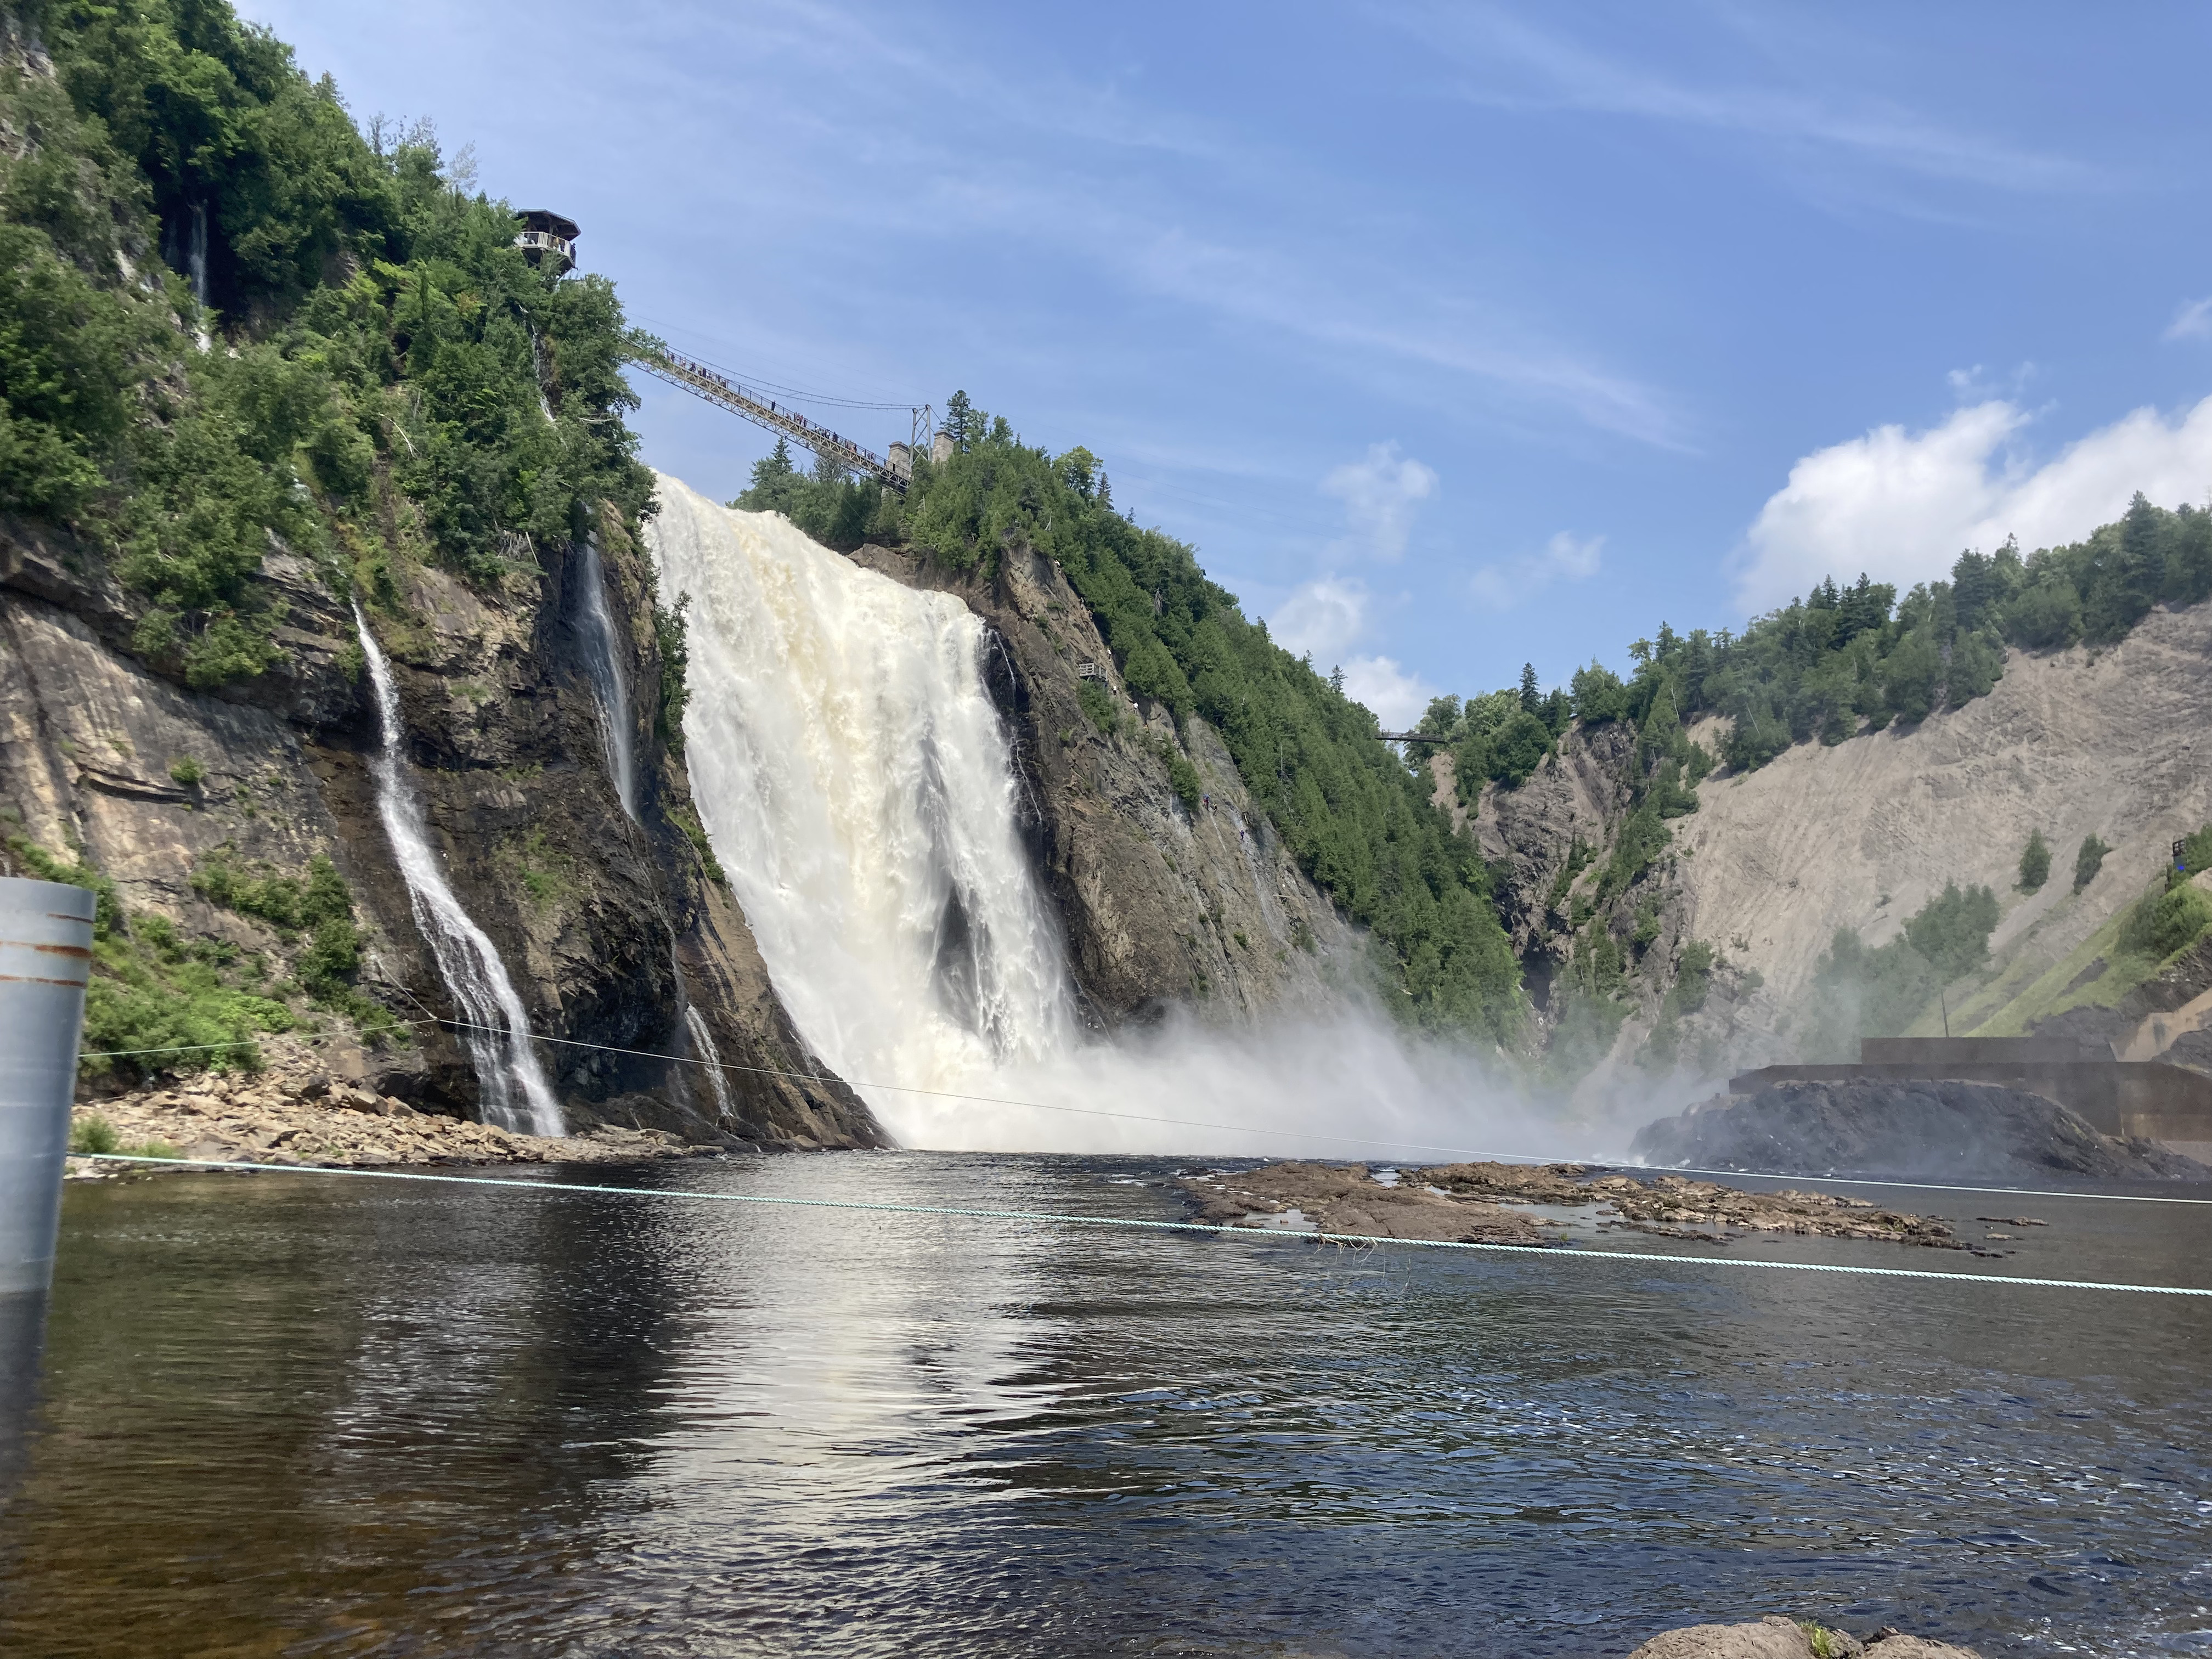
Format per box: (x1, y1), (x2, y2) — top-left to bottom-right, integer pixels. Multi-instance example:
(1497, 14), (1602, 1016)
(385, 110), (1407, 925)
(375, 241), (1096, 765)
(1180, 1162), (1549, 1243)
(1180, 1160), (1973, 1251)
(1424, 1161), (1969, 1250)
(1633, 1079), (2210, 1182)
(1625, 1619), (1978, 1659)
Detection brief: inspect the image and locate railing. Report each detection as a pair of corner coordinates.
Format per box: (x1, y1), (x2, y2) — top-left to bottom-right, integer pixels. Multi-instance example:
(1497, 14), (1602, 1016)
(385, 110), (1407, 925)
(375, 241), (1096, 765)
(1379, 731), (1452, 745)
(623, 340), (912, 494)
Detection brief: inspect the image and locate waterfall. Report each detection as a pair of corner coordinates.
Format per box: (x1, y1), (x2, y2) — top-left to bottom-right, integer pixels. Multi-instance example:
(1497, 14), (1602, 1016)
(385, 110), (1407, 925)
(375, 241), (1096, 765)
(685, 1005), (737, 1121)
(352, 603), (565, 1137)
(644, 474), (1076, 1105)
(187, 202), (211, 351)
(575, 538), (639, 821)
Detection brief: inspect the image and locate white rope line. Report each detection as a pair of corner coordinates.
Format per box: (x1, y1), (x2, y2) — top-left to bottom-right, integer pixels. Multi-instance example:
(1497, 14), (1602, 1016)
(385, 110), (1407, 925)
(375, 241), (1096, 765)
(70, 1154), (2212, 1297)
(74, 1018), (2212, 1207)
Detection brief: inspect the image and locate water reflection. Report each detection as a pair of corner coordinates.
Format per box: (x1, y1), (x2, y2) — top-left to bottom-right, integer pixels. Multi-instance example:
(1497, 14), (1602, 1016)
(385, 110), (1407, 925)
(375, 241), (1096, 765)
(0, 1156), (2207, 1658)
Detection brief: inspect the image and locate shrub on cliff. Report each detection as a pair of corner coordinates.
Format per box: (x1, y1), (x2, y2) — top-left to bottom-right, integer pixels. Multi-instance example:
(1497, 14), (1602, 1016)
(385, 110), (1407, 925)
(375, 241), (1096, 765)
(2119, 882), (2212, 964)
(2018, 830), (2051, 893)
(2074, 833), (2111, 891)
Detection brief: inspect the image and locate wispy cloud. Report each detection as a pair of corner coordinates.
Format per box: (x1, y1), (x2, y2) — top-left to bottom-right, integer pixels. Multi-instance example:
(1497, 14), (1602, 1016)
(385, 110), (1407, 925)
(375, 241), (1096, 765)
(2166, 297), (2212, 343)
(1469, 531), (1604, 610)
(1395, 4), (2097, 200)
(1322, 443), (1438, 562)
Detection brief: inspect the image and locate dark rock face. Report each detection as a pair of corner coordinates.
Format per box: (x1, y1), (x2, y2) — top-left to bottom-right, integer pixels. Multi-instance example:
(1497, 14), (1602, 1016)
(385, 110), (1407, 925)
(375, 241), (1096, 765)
(1633, 1079), (2209, 1182)
(1, 512), (884, 1149)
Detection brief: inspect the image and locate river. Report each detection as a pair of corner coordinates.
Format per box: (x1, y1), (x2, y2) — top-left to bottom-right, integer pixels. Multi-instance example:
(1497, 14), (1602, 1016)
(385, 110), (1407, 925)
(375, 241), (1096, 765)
(1, 1154), (2208, 1657)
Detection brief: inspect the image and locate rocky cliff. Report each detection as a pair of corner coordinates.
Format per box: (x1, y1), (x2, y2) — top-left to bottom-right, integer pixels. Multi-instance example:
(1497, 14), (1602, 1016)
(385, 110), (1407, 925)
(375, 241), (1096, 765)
(847, 538), (1363, 1028)
(1450, 601), (2212, 1088)
(1, 509), (884, 1149)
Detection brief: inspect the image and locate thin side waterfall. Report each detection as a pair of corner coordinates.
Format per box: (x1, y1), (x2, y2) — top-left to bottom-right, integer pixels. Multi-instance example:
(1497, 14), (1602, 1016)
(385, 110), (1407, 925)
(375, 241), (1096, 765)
(575, 538), (639, 821)
(644, 473), (1076, 1105)
(352, 603), (565, 1136)
(188, 202), (211, 351)
(685, 1005), (737, 1121)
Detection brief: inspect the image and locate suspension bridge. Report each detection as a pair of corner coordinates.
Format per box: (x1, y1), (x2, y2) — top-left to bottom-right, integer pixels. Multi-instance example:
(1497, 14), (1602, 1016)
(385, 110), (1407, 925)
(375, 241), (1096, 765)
(624, 336), (933, 495)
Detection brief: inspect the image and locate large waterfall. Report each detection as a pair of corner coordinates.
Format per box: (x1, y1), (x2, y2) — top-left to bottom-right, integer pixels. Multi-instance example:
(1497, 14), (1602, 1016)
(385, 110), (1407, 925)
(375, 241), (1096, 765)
(645, 476), (1076, 1105)
(645, 473), (1553, 1161)
(353, 604), (565, 1137)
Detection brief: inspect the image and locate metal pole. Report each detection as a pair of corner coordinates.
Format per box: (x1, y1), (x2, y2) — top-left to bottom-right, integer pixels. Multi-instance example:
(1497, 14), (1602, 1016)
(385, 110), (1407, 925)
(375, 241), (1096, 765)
(0, 877), (96, 1297)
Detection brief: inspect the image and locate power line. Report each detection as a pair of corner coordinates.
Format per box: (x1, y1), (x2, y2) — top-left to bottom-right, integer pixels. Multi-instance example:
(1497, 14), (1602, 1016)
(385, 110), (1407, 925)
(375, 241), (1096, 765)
(74, 1019), (2212, 1207)
(66, 1154), (2212, 1297)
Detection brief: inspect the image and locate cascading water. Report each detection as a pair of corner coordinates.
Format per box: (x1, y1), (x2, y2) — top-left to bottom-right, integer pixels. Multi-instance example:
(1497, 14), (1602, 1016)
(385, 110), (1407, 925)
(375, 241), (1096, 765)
(575, 538), (639, 821)
(352, 603), (565, 1137)
(685, 1006), (737, 1121)
(645, 475), (1076, 1105)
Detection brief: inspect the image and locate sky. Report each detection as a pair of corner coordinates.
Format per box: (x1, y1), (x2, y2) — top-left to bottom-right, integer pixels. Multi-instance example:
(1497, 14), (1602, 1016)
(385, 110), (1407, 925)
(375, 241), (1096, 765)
(250, 0), (2212, 727)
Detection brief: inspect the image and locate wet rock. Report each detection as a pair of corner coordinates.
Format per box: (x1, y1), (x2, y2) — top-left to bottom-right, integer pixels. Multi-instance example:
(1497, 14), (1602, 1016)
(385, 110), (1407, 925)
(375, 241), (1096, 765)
(1862, 1639), (1979, 1659)
(1626, 1616), (1812, 1659)
(1181, 1163), (1549, 1244)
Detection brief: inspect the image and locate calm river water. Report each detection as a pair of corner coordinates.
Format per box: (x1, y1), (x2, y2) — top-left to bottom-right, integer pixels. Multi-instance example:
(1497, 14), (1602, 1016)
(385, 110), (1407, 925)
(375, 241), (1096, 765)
(1, 1153), (2208, 1658)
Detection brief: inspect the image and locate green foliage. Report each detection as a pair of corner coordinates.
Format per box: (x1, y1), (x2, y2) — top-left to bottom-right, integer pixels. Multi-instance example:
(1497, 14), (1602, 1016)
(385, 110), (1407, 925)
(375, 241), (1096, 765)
(899, 404), (1523, 1041)
(1805, 882), (2002, 1056)
(69, 1114), (119, 1155)
(167, 755), (206, 787)
(2120, 882), (2212, 964)
(2018, 829), (2051, 893)
(654, 592), (690, 753)
(733, 439), (879, 549)
(1569, 661), (1628, 724)
(1153, 735), (1202, 811)
(191, 846), (351, 934)
(3, 8), (653, 681)
(1903, 881), (2002, 978)
(1076, 678), (1121, 735)
(674, 805), (726, 886)
(7, 833), (123, 935)
(2074, 833), (2111, 892)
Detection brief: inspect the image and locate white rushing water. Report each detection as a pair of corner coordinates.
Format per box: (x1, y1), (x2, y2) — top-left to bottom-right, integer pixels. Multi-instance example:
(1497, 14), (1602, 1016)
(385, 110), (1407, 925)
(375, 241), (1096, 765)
(352, 603), (565, 1137)
(575, 538), (639, 821)
(646, 475), (1076, 1102)
(685, 1004), (737, 1121)
(646, 474), (1579, 1160)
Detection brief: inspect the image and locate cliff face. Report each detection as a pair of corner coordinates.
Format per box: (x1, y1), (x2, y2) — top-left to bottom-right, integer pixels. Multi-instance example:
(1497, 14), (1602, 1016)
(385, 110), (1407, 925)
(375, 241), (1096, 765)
(0, 511), (884, 1149)
(1453, 601), (2212, 1082)
(847, 539), (1363, 1028)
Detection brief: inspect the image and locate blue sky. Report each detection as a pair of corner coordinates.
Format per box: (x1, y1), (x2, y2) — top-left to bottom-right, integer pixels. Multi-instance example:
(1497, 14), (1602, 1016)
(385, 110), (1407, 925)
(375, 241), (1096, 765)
(251, 0), (2212, 725)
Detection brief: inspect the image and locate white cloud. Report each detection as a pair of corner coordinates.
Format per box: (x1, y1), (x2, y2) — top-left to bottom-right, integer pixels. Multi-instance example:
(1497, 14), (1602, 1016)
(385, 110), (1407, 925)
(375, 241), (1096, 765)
(1321, 443), (1438, 562)
(1269, 575), (1437, 727)
(1734, 394), (2212, 614)
(2166, 297), (2212, 343)
(1469, 530), (1605, 608)
(1339, 656), (1438, 730)
(1271, 574), (1370, 662)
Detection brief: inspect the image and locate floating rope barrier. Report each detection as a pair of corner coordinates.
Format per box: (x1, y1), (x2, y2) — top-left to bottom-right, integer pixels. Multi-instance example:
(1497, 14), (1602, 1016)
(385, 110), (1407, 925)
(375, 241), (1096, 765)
(70, 1154), (2212, 1297)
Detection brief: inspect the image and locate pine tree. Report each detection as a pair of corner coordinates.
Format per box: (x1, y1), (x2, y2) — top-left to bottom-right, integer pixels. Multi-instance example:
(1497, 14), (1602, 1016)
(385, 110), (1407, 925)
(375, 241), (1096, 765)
(941, 390), (974, 450)
(2074, 834), (2111, 893)
(2018, 828), (2051, 892)
(1519, 662), (1539, 712)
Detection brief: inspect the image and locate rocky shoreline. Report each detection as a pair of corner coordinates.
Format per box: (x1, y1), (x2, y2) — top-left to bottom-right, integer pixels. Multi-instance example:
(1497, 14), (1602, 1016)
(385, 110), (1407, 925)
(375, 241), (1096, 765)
(1183, 1160), (2027, 1255)
(1628, 1616), (1977, 1659)
(65, 1033), (824, 1180)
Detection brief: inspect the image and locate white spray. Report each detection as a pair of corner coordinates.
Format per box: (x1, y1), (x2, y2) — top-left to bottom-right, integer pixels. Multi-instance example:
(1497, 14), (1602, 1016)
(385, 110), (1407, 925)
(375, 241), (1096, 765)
(188, 202), (211, 352)
(353, 603), (565, 1137)
(685, 1005), (737, 1121)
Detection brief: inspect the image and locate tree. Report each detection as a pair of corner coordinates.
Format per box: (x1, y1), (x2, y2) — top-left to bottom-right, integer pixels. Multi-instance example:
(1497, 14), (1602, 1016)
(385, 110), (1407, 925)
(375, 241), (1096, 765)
(2018, 828), (2051, 893)
(2074, 834), (2111, 893)
(1518, 661), (1540, 712)
(734, 437), (802, 514)
(940, 390), (974, 451)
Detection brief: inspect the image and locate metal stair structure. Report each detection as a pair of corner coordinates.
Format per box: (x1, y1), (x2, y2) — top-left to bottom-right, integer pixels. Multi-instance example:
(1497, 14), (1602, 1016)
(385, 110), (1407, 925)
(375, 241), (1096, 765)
(624, 336), (929, 495)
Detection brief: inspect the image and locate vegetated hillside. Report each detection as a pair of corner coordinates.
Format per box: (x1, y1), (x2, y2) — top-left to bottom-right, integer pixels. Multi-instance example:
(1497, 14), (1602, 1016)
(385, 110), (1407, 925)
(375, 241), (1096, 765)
(1430, 527), (2212, 1090)
(740, 402), (1530, 1048)
(0, 1), (876, 1145)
